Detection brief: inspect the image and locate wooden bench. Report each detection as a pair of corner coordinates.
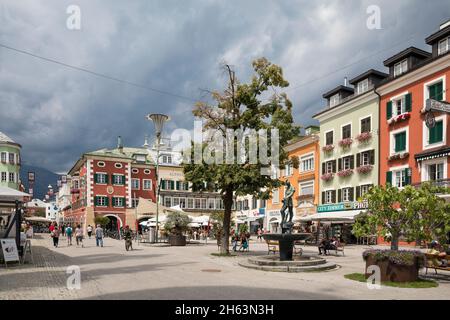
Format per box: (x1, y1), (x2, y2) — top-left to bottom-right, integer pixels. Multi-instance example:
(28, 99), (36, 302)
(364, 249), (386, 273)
(328, 243), (345, 256)
(266, 240), (302, 255)
(424, 253), (450, 274)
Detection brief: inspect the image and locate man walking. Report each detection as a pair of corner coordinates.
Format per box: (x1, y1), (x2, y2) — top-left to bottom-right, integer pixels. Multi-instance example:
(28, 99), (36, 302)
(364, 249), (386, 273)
(95, 224), (104, 247)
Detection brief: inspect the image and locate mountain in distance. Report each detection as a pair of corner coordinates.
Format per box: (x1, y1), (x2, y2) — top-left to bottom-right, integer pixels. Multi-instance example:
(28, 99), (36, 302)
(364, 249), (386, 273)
(20, 163), (61, 200)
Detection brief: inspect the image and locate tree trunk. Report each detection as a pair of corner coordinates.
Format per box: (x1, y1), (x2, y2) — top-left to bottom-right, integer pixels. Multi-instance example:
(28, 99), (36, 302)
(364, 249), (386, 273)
(221, 188), (233, 254)
(391, 233), (399, 251)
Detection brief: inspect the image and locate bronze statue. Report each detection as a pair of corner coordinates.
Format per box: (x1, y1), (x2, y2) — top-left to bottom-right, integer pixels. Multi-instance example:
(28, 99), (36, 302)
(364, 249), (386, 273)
(280, 180), (295, 233)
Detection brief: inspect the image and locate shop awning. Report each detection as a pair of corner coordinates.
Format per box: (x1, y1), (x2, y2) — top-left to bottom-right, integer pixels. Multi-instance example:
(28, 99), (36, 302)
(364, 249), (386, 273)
(0, 187), (30, 202)
(298, 209), (365, 222)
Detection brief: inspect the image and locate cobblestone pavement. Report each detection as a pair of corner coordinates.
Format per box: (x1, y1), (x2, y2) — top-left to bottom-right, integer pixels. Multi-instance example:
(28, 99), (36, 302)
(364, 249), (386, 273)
(1, 234), (449, 300)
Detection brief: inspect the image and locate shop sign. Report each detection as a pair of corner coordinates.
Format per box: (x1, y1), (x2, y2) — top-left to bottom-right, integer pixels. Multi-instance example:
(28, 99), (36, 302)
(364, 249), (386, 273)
(258, 208), (266, 216)
(267, 210), (281, 217)
(1, 239), (19, 263)
(317, 201), (368, 212)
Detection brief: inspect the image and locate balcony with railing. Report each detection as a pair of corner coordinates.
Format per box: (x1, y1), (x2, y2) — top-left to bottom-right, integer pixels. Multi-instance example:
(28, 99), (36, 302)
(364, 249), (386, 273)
(72, 198), (87, 210)
(411, 178), (450, 189)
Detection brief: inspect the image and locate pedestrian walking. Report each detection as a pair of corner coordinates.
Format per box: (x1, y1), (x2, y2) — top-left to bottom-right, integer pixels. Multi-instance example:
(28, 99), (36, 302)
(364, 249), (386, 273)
(61, 224), (66, 237)
(75, 225), (84, 247)
(87, 225), (93, 239)
(49, 222), (55, 233)
(51, 226), (60, 248)
(95, 224), (104, 247)
(66, 225), (73, 246)
(257, 228), (262, 242)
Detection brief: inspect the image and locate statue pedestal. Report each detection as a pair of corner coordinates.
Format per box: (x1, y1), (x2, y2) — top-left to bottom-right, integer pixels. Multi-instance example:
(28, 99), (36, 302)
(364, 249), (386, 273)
(262, 233), (312, 261)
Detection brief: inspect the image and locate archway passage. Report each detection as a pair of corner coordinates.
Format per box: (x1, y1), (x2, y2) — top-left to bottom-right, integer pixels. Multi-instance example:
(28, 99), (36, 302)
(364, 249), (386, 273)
(104, 215), (119, 232)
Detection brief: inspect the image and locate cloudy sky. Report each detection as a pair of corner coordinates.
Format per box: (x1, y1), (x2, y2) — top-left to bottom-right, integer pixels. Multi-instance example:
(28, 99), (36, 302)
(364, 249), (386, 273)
(0, 0), (448, 173)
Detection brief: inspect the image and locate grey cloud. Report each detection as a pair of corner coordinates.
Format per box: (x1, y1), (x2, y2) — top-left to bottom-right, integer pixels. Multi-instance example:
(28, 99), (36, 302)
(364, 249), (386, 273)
(0, 0), (448, 173)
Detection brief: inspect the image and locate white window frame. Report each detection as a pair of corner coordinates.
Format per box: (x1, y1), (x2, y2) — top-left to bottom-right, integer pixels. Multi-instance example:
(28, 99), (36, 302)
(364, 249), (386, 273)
(299, 180), (314, 196)
(8, 172), (14, 183)
(112, 174), (124, 185)
(300, 152), (314, 173)
(96, 195), (108, 207)
(143, 179), (152, 190)
(330, 94), (340, 107)
(164, 196), (172, 208)
(343, 156), (352, 170)
(340, 122), (352, 140)
(357, 78), (369, 94)
(420, 158), (447, 182)
(96, 172), (107, 184)
(324, 190), (333, 204)
(423, 75), (446, 108)
(97, 161), (105, 168)
(394, 59), (408, 77)
(342, 187), (351, 202)
(187, 198), (194, 209)
(113, 196), (125, 208)
(422, 114), (446, 150)
(325, 160), (334, 174)
(272, 189), (280, 204)
(324, 129), (334, 147)
(360, 184), (371, 197)
(0, 152), (6, 163)
(131, 178), (140, 190)
(284, 163), (294, 177)
(438, 37), (449, 55)
(389, 164), (409, 189)
(361, 151), (371, 166)
(1, 172), (6, 182)
(389, 127), (409, 156)
(359, 115), (372, 134)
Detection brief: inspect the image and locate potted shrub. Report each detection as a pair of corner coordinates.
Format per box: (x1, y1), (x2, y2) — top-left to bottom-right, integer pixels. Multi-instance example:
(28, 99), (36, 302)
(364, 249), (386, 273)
(320, 173), (334, 181)
(356, 165), (373, 174)
(164, 211), (191, 246)
(363, 249), (425, 282)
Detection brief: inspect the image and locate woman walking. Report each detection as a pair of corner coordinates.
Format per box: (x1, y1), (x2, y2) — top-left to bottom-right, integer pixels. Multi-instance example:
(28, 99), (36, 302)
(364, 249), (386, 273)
(51, 225), (60, 248)
(87, 225), (93, 239)
(75, 225), (84, 248)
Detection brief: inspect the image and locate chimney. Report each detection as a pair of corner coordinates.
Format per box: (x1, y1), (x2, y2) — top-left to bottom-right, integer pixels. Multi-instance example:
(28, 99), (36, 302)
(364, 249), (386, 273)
(117, 136), (123, 152)
(143, 135), (149, 148)
(344, 77), (348, 87)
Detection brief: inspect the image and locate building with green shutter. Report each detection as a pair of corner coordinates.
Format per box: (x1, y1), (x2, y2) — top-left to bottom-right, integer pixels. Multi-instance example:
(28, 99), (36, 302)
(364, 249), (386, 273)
(0, 131), (22, 190)
(378, 22), (450, 194)
(313, 70), (388, 242)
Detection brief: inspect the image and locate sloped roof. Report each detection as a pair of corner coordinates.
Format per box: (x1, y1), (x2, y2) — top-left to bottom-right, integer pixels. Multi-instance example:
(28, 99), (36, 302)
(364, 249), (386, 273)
(0, 131), (21, 147)
(85, 147), (155, 164)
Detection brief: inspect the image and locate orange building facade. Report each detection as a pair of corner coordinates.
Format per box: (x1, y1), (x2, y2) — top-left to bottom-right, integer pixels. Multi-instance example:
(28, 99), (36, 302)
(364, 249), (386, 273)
(265, 127), (320, 232)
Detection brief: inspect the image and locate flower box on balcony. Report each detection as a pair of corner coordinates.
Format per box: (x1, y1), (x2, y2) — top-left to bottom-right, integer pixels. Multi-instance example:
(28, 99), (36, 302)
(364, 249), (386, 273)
(388, 152), (409, 161)
(356, 165), (373, 174)
(338, 138), (353, 148)
(320, 173), (334, 181)
(337, 169), (353, 177)
(322, 144), (334, 153)
(356, 132), (372, 143)
(387, 112), (410, 125)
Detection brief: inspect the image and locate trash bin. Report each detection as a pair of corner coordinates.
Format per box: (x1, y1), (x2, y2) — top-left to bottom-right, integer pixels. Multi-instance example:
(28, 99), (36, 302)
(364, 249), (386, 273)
(149, 228), (156, 243)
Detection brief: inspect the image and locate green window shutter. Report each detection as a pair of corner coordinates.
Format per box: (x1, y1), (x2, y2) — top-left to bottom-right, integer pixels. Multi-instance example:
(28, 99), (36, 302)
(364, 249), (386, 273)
(404, 168), (411, 185)
(436, 82), (443, 101)
(386, 101), (392, 119)
(430, 121), (443, 144)
(395, 132), (406, 152)
(94, 196), (98, 206)
(176, 181), (181, 190)
(405, 93), (412, 112)
(112, 174), (116, 184)
(429, 83), (436, 100)
(105, 174), (109, 184)
(94, 174), (98, 183)
(112, 197), (116, 207)
(105, 197), (109, 207)
(121, 175), (125, 185)
(161, 180), (166, 190)
(386, 171), (392, 185)
(170, 180), (175, 190)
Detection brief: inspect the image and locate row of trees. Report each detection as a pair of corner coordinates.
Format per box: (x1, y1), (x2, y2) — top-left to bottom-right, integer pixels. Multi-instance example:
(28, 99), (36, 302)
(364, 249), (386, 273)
(353, 183), (450, 250)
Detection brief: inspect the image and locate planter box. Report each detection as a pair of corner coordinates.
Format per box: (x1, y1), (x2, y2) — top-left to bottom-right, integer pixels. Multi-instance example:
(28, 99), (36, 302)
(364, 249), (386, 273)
(364, 256), (419, 282)
(168, 235), (187, 246)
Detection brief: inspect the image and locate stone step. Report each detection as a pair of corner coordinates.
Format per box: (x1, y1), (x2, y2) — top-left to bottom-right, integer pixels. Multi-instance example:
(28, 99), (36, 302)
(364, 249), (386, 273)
(247, 255), (327, 267)
(238, 260), (338, 273)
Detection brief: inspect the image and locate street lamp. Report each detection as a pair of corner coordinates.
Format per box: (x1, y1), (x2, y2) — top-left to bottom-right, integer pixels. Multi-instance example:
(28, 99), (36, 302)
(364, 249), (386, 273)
(146, 113), (169, 243)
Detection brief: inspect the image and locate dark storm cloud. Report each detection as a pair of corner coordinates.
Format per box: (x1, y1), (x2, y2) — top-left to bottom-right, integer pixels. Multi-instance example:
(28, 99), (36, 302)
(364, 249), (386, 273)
(0, 0), (448, 173)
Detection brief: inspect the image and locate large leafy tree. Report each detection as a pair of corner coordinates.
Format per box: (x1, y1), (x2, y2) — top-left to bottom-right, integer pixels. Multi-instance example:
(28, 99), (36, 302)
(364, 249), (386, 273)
(353, 183), (450, 250)
(183, 58), (300, 254)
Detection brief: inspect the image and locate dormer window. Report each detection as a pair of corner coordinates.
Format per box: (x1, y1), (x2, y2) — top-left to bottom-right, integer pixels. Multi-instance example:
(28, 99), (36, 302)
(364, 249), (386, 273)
(162, 154), (172, 164)
(330, 94), (340, 107)
(393, 59), (408, 77)
(134, 154), (146, 163)
(356, 79), (369, 94)
(438, 37), (449, 55)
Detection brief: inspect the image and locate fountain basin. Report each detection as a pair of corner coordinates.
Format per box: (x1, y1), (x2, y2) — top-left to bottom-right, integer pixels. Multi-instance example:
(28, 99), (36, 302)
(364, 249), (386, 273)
(263, 233), (312, 261)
